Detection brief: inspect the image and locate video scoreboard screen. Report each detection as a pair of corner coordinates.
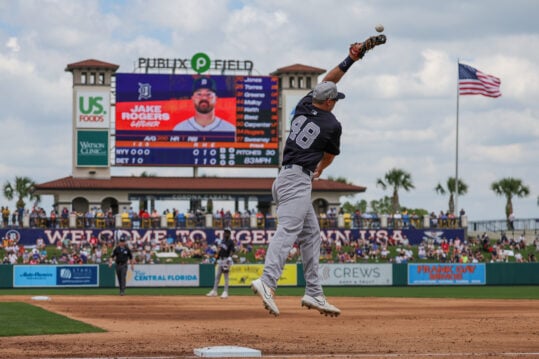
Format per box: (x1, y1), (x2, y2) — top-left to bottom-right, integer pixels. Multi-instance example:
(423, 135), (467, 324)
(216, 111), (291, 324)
(115, 73), (279, 167)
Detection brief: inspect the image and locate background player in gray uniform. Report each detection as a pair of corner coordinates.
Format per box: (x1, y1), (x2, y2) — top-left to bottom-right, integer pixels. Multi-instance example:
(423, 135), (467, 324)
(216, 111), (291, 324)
(207, 227), (235, 299)
(252, 36), (385, 317)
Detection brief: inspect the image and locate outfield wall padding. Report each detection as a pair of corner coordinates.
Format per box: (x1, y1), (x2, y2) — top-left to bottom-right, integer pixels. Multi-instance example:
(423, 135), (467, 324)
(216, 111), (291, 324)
(0, 264), (13, 288)
(486, 263), (539, 285)
(99, 264), (116, 288)
(2, 263), (539, 288)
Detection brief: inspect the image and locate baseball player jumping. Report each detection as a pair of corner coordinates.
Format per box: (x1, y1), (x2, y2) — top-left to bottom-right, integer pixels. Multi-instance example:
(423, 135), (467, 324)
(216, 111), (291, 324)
(207, 227), (235, 299)
(252, 36), (385, 316)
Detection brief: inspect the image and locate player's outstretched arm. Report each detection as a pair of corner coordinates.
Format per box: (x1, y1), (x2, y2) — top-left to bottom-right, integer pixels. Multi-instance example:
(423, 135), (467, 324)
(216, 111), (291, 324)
(323, 36), (384, 84)
(313, 153), (336, 179)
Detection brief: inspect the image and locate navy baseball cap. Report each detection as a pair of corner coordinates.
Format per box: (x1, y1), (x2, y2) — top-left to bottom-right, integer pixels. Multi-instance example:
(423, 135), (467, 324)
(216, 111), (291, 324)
(224, 227), (232, 233)
(313, 81), (345, 101)
(193, 77), (216, 93)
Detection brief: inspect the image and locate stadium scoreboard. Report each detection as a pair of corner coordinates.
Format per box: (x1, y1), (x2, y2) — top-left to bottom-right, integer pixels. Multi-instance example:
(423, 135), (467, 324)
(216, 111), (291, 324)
(114, 73), (279, 167)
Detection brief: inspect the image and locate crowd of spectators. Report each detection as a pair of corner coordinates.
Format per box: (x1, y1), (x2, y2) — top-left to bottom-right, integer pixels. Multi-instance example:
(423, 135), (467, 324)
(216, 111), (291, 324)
(1, 205), (468, 230)
(2, 203), (537, 265)
(2, 225), (538, 266)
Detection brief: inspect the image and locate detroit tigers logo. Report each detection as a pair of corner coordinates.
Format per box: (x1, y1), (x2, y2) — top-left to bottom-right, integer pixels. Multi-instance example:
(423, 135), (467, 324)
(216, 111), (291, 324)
(4, 229), (21, 243)
(138, 82), (152, 100)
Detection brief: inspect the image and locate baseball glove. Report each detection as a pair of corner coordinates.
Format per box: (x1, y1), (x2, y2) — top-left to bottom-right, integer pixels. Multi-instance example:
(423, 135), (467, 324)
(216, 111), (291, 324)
(350, 35), (387, 59)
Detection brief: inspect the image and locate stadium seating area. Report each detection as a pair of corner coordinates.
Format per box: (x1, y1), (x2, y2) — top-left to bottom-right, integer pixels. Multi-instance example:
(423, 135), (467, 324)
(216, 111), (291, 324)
(1, 205), (465, 230)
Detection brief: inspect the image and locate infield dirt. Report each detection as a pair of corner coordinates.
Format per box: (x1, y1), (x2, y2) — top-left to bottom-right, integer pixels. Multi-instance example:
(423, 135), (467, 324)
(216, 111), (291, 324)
(1, 295), (539, 358)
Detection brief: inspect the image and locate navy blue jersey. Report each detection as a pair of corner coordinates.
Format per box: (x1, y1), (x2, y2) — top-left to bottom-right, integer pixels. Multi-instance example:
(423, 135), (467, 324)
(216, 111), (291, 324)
(282, 92), (342, 172)
(112, 245), (133, 265)
(217, 238), (235, 259)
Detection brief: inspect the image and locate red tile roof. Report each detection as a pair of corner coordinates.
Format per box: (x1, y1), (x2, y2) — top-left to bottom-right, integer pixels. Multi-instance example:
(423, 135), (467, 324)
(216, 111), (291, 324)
(271, 64), (326, 75)
(35, 176), (366, 193)
(65, 59), (119, 72)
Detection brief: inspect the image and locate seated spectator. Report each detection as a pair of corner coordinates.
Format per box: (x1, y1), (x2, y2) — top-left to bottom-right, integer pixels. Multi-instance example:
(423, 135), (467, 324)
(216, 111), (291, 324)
(370, 242), (379, 260)
(418, 244), (427, 260)
(255, 246), (266, 262)
(255, 211), (265, 228)
(288, 244), (299, 261)
(430, 211), (438, 228)
(394, 249), (407, 264)
(401, 209), (410, 228)
(176, 211), (186, 227)
(514, 249), (524, 263)
(151, 209), (160, 228)
(380, 246), (390, 260)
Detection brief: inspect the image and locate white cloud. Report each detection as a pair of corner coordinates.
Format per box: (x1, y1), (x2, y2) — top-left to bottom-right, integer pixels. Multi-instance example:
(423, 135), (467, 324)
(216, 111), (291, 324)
(0, 0), (538, 221)
(5, 37), (20, 52)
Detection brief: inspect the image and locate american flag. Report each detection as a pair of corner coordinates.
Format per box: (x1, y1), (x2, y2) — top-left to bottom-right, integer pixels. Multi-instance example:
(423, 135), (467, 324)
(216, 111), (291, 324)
(458, 63), (501, 98)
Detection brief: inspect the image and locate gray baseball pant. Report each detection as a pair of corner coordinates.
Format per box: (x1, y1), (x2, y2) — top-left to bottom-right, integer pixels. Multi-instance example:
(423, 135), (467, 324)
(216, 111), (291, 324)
(212, 260), (230, 292)
(116, 263), (128, 293)
(261, 165), (323, 297)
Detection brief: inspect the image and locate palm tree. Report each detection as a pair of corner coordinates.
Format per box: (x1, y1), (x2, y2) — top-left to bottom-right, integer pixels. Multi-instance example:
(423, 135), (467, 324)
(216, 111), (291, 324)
(490, 177), (530, 221)
(3, 176), (40, 209)
(370, 196), (393, 215)
(434, 177), (469, 215)
(376, 168), (415, 214)
(341, 199), (368, 214)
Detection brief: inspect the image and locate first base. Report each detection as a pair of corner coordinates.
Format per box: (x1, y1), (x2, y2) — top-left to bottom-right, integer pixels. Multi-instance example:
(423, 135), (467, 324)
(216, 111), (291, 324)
(194, 345), (261, 357)
(31, 296), (51, 301)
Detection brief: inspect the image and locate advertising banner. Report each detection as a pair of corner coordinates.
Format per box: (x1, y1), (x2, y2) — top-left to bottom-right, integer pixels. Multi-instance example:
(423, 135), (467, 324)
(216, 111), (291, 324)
(218, 264), (297, 287)
(56, 265), (99, 286)
(122, 264), (199, 287)
(0, 228), (466, 247)
(76, 90), (110, 128)
(408, 263), (486, 285)
(13, 265), (99, 287)
(76, 130), (109, 166)
(13, 265), (57, 287)
(319, 263), (393, 286)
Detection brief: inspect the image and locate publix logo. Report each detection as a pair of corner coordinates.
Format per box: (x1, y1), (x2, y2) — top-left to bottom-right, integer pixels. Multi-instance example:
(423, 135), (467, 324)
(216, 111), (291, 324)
(77, 91), (109, 125)
(191, 52), (211, 74)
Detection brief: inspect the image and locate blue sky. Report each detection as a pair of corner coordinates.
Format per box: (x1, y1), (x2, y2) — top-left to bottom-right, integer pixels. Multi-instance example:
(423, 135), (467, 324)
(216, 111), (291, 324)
(0, 0), (538, 221)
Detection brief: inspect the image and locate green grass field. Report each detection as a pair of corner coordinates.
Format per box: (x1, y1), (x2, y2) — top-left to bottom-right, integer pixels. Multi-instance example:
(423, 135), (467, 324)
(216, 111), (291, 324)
(0, 302), (105, 337)
(2, 286), (539, 299)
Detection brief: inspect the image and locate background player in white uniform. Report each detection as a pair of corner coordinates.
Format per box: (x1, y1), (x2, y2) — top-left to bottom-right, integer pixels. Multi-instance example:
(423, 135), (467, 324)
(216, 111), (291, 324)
(207, 227), (235, 299)
(173, 77), (235, 132)
(252, 36), (385, 317)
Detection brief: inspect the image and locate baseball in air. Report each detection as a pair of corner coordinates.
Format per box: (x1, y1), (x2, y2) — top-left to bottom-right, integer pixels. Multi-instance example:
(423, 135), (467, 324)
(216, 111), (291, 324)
(375, 24), (384, 33)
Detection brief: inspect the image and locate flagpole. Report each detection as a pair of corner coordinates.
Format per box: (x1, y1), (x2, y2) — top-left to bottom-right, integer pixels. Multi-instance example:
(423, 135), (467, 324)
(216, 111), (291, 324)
(455, 59), (460, 216)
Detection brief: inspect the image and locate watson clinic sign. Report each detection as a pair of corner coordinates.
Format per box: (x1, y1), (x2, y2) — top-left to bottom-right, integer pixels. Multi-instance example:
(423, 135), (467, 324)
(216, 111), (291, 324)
(77, 130), (109, 166)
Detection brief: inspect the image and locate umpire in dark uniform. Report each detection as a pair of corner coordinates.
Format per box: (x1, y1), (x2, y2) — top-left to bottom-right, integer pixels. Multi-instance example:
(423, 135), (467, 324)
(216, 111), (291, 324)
(109, 236), (134, 296)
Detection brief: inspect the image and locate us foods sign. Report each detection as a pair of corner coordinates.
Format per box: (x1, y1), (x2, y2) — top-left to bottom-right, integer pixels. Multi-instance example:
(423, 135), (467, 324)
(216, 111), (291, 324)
(76, 90), (110, 128)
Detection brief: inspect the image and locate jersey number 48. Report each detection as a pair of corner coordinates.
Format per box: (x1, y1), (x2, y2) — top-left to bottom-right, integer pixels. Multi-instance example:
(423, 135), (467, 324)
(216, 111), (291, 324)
(289, 115), (321, 149)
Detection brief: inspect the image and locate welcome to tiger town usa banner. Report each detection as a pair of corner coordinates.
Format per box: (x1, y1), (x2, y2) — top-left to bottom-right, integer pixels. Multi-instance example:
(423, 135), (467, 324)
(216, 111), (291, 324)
(1, 228), (465, 247)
